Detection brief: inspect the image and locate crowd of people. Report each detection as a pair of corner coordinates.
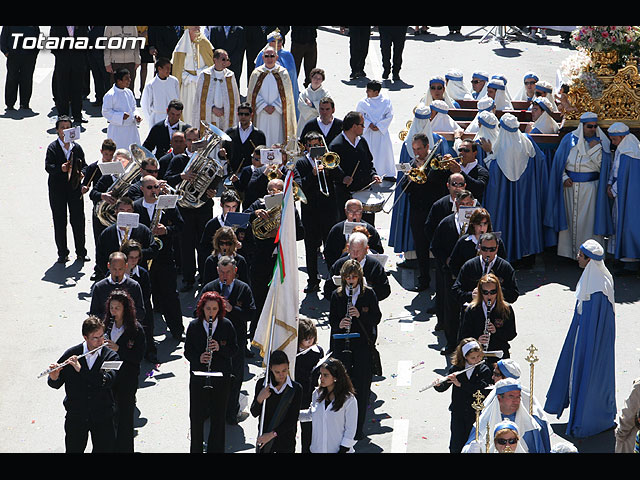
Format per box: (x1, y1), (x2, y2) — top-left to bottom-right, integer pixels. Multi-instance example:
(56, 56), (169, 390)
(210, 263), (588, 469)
(8, 25), (639, 453)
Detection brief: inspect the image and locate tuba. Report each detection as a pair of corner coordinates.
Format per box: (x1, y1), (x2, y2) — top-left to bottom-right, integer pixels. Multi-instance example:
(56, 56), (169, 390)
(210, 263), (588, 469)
(251, 204), (282, 240)
(175, 122), (229, 209)
(95, 144), (147, 227)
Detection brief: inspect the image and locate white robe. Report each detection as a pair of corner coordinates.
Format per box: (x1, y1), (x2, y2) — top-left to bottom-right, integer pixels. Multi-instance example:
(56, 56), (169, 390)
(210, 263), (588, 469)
(102, 85), (140, 150)
(356, 94), (395, 178)
(297, 84), (331, 137)
(253, 66), (289, 147)
(140, 74), (180, 134)
(191, 66), (239, 131)
(557, 140), (604, 259)
(179, 43), (209, 129)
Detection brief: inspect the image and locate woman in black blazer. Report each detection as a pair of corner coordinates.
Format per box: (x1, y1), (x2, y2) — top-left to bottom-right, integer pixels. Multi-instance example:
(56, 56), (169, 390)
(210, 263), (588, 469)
(184, 291), (238, 453)
(458, 273), (517, 363)
(434, 337), (493, 453)
(329, 259), (381, 440)
(103, 289), (146, 453)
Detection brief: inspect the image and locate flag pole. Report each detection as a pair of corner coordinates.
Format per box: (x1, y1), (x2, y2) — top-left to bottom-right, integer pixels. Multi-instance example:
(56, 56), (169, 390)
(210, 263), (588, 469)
(257, 288), (278, 441)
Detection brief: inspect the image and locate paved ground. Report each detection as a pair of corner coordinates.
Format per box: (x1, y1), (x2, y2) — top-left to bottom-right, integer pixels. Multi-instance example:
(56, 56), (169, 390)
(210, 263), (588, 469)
(1, 26), (638, 453)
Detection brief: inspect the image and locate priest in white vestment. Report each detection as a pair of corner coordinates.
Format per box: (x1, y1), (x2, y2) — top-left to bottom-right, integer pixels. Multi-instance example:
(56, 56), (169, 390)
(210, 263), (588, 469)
(102, 69), (141, 149)
(191, 48), (240, 133)
(171, 26), (214, 127)
(140, 57), (180, 135)
(246, 46), (297, 147)
(355, 80), (395, 178)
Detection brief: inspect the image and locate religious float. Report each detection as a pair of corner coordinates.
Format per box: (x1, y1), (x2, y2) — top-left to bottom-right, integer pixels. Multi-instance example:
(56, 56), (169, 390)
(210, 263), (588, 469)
(561, 26), (640, 129)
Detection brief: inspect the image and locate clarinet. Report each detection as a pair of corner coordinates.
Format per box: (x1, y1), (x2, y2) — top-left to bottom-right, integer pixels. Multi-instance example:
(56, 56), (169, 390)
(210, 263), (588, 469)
(203, 315), (215, 389)
(104, 314), (114, 343)
(482, 299), (493, 351)
(343, 286), (353, 355)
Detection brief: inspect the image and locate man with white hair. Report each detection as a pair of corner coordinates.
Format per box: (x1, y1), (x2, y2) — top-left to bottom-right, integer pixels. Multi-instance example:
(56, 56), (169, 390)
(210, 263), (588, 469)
(463, 378), (551, 453)
(606, 122), (640, 275)
(483, 113), (548, 263)
(324, 231), (390, 302)
(545, 112), (613, 260)
(544, 239), (617, 438)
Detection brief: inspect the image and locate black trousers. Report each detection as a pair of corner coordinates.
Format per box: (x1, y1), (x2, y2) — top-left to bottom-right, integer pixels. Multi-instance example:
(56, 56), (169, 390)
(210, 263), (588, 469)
(302, 206), (334, 285)
(4, 53), (38, 108)
(334, 343), (372, 438)
(149, 259), (184, 337)
(113, 375), (138, 453)
(291, 41), (317, 88)
(64, 412), (115, 453)
(409, 206), (430, 287)
(379, 27), (406, 76)
(54, 60), (86, 119)
(179, 206), (212, 284)
(87, 52), (110, 104)
(48, 186), (86, 258)
(189, 376), (231, 453)
(226, 318), (246, 421)
(449, 408), (475, 453)
(348, 27), (370, 75)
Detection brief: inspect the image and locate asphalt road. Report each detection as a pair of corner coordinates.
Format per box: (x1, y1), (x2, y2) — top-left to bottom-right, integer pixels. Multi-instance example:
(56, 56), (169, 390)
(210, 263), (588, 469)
(1, 26), (638, 454)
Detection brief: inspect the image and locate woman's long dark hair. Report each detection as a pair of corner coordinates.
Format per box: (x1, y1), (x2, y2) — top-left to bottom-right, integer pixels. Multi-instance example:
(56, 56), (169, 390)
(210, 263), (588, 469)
(104, 289), (139, 333)
(317, 357), (356, 411)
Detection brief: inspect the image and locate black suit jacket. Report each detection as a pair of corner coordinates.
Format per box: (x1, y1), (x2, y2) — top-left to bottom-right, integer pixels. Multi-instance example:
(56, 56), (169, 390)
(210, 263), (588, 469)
(49, 26), (89, 65)
(143, 120), (190, 159)
(448, 234), (507, 278)
(88, 174), (115, 205)
(460, 163), (489, 203)
(324, 255), (390, 302)
(133, 197), (184, 261)
(452, 256), (519, 305)
(95, 223), (158, 277)
(433, 361), (493, 414)
(328, 133), (376, 193)
(200, 278), (256, 340)
(147, 26), (183, 60)
(299, 117), (343, 146)
(224, 124), (266, 174)
(184, 316), (238, 381)
(90, 276), (146, 322)
(458, 303), (517, 356)
(47, 342), (119, 418)
(45, 139), (87, 192)
(424, 194), (456, 241)
(324, 220), (384, 270)
(208, 26), (246, 77)
(295, 154), (340, 220)
(430, 212), (464, 266)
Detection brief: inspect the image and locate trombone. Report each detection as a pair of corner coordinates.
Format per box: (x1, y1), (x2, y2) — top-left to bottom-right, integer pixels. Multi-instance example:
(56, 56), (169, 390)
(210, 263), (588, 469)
(310, 135), (340, 197)
(381, 138), (443, 214)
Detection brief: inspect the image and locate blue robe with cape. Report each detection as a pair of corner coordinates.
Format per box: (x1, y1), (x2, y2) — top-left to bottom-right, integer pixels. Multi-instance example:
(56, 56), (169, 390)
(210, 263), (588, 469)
(483, 136), (550, 262)
(613, 153), (640, 259)
(543, 132), (613, 239)
(544, 291), (616, 438)
(388, 134), (453, 253)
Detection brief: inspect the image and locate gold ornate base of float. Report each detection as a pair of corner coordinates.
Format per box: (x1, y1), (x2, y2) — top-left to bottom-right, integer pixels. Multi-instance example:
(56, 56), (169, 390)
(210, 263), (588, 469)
(564, 55), (640, 129)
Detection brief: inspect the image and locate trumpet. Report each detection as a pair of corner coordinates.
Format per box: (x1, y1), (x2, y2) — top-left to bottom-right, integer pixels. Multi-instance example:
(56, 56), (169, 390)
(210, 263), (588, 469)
(38, 343), (106, 379)
(429, 154), (463, 170)
(381, 138), (443, 214)
(398, 119), (413, 141)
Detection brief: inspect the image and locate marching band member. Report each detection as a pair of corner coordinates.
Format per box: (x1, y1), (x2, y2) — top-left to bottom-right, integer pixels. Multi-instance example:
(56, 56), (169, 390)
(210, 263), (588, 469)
(185, 291), (238, 452)
(47, 316), (119, 453)
(202, 226), (251, 288)
(133, 175), (185, 340)
(458, 273), (517, 365)
(200, 255), (256, 423)
(103, 289), (146, 452)
(434, 338), (493, 453)
(329, 259), (382, 440)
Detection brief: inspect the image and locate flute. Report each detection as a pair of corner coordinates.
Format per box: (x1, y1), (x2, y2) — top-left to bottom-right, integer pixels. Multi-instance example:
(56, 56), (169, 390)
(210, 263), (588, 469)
(420, 360), (485, 392)
(38, 343), (106, 379)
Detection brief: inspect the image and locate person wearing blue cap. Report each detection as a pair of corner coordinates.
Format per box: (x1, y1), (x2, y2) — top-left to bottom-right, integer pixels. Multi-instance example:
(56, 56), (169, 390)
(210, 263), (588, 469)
(514, 71), (539, 102)
(467, 71), (489, 100)
(544, 112), (613, 260)
(544, 239), (617, 438)
(606, 122), (640, 275)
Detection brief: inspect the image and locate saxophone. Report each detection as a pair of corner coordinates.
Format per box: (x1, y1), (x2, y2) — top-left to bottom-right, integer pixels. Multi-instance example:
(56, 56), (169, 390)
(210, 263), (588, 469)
(95, 144), (148, 227)
(175, 122), (229, 209)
